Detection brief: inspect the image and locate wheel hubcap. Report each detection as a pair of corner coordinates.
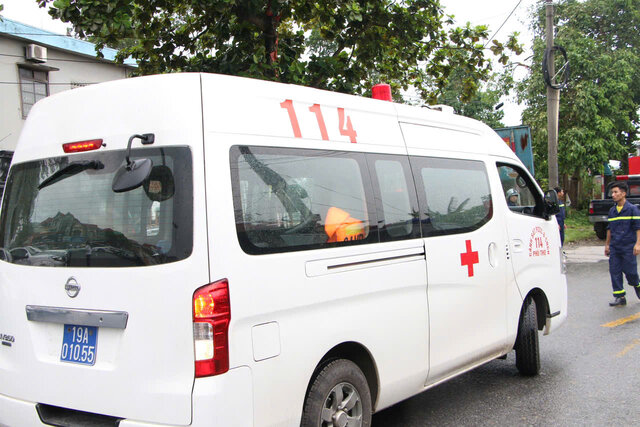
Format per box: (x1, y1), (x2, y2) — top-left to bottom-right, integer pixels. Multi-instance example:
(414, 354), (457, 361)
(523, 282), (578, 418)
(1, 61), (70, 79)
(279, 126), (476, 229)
(334, 410), (348, 427)
(320, 382), (362, 427)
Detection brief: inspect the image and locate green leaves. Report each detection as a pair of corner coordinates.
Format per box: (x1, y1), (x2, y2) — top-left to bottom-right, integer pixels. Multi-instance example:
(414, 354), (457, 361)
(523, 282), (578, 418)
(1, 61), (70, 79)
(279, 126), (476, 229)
(51, 0), (69, 8)
(36, 0), (519, 104)
(519, 0), (640, 179)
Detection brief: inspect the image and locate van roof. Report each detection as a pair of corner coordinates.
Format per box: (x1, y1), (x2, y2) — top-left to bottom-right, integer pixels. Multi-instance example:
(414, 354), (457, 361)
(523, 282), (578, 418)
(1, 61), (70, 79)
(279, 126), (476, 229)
(15, 73), (519, 163)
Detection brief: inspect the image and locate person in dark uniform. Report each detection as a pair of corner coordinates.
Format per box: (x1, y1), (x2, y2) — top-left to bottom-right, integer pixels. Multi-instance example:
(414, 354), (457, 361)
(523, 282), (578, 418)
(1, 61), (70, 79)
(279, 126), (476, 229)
(605, 182), (640, 306)
(554, 187), (566, 246)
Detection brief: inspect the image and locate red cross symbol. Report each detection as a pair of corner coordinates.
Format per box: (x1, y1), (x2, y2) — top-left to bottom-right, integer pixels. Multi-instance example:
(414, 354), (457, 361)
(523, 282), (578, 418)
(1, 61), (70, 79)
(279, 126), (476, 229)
(460, 239), (479, 277)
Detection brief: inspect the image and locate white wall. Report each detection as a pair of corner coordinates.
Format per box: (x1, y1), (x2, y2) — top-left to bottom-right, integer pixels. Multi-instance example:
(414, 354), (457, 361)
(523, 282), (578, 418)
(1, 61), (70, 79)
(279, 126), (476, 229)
(0, 36), (132, 151)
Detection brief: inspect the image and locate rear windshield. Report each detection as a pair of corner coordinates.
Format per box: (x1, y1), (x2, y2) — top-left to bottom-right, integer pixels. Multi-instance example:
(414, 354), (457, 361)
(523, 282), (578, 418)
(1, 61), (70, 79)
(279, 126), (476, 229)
(0, 147), (192, 267)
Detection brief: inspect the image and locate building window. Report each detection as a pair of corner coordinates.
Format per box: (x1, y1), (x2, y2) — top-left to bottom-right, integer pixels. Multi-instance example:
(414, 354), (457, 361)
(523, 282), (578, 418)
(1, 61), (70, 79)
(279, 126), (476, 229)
(18, 66), (49, 119)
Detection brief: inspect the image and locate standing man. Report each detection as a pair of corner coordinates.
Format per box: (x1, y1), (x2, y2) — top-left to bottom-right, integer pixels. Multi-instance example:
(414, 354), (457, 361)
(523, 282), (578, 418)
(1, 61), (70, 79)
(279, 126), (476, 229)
(554, 187), (566, 246)
(605, 182), (640, 306)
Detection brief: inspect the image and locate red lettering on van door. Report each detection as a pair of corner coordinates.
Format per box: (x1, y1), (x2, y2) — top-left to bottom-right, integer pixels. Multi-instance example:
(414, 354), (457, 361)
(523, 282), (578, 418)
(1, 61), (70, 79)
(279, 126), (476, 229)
(280, 99), (302, 138)
(281, 100), (358, 143)
(309, 104), (329, 140)
(338, 108), (358, 143)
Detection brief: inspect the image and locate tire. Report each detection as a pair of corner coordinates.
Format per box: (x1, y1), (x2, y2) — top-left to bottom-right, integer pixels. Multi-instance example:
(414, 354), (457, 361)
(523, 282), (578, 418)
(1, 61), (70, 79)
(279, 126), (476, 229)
(301, 359), (372, 427)
(515, 298), (540, 376)
(594, 223), (607, 240)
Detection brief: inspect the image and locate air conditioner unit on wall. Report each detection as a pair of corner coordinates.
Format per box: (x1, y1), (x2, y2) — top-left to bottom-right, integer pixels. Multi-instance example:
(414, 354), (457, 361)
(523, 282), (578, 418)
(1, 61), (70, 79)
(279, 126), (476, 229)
(25, 44), (47, 63)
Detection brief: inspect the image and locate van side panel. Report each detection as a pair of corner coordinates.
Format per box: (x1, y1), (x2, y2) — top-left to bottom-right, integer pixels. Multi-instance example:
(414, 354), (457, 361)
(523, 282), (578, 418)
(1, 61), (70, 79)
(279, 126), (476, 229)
(493, 155), (568, 334)
(201, 129), (431, 425)
(201, 73), (432, 424)
(405, 144), (511, 384)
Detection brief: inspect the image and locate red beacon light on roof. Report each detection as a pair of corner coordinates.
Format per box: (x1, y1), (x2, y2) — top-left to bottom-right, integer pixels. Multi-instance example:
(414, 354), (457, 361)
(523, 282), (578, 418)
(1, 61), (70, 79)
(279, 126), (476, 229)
(63, 139), (104, 153)
(372, 83), (392, 102)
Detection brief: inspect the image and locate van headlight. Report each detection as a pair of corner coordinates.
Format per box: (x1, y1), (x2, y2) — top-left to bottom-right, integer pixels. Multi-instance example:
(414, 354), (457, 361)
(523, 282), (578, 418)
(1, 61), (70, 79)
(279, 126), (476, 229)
(560, 247), (567, 274)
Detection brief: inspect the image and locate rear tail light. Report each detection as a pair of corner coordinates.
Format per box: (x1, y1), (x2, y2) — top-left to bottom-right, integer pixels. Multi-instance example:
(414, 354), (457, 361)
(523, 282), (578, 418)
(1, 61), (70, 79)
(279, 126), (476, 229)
(63, 139), (103, 153)
(589, 202), (594, 214)
(193, 279), (230, 377)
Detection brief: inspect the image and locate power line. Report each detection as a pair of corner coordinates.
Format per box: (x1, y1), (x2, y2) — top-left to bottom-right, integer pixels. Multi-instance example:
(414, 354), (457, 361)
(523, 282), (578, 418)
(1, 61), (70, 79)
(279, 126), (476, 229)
(483, 0), (523, 48)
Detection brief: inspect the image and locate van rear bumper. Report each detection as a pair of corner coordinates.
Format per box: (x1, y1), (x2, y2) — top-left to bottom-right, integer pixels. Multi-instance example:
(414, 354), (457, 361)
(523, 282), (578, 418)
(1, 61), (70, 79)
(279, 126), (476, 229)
(0, 392), (45, 427)
(0, 366), (253, 427)
(120, 366), (254, 427)
(191, 366), (253, 427)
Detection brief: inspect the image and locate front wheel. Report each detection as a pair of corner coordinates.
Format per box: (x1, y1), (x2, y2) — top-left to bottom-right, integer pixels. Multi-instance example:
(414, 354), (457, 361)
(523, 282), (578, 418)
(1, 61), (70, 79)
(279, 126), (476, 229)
(515, 297), (540, 376)
(301, 359), (372, 427)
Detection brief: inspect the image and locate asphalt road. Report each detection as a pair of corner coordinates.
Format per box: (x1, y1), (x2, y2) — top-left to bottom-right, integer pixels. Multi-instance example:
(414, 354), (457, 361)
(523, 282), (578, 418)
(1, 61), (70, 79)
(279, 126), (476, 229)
(372, 256), (640, 426)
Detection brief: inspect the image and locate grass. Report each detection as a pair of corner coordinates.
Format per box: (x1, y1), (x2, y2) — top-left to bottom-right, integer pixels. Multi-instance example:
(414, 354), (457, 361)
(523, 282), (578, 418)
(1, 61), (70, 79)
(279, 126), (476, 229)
(564, 209), (597, 244)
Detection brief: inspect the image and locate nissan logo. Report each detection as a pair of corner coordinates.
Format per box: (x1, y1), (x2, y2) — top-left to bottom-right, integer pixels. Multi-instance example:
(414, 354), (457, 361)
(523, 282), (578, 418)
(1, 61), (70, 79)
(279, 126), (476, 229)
(65, 277), (80, 298)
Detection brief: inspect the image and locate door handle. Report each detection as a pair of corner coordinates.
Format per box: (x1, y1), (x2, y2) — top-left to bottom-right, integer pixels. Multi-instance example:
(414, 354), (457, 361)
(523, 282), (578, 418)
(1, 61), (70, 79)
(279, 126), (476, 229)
(512, 239), (524, 252)
(488, 242), (498, 267)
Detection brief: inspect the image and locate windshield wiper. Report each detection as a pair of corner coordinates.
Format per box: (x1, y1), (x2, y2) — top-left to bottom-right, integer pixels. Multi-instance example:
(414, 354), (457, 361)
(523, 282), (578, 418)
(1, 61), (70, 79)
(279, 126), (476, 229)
(38, 160), (104, 190)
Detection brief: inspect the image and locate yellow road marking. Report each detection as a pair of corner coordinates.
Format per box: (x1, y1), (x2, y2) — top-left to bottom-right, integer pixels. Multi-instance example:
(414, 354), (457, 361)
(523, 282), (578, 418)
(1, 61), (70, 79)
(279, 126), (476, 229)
(601, 312), (640, 328)
(617, 339), (640, 358)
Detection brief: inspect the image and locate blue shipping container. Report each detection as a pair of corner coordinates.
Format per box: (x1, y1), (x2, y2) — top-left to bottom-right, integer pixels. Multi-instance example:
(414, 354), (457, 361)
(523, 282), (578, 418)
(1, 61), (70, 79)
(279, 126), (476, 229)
(494, 126), (535, 176)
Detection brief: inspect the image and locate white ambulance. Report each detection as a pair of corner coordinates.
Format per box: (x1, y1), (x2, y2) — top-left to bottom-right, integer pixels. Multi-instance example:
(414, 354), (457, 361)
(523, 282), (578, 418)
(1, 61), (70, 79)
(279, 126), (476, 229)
(0, 73), (567, 427)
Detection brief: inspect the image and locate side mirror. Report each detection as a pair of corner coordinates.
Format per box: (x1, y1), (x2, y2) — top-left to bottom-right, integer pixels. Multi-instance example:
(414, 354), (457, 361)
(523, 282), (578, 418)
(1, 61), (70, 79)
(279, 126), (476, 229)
(112, 158), (153, 193)
(112, 133), (154, 193)
(544, 189), (560, 217)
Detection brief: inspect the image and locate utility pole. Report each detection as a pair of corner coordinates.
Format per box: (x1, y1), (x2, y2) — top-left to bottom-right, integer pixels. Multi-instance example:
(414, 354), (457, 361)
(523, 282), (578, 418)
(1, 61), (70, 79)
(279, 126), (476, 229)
(546, 0), (560, 188)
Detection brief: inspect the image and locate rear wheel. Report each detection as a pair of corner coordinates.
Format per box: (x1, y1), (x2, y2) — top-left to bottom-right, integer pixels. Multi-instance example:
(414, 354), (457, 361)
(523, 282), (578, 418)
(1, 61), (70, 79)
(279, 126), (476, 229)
(594, 223), (607, 240)
(515, 298), (540, 376)
(301, 359), (372, 427)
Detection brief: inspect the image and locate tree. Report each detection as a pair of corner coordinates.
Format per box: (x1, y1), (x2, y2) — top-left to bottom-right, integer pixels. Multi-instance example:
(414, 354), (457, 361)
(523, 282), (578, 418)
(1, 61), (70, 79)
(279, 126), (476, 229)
(436, 68), (513, 128)
(38, 0), (521, 103)
(518, 0), (640, 186)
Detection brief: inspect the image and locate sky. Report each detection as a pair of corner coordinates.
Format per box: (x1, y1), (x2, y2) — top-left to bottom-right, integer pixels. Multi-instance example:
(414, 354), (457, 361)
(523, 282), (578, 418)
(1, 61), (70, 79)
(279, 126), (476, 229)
(1, 0), (539, 126)
(440, 0), (539, 126)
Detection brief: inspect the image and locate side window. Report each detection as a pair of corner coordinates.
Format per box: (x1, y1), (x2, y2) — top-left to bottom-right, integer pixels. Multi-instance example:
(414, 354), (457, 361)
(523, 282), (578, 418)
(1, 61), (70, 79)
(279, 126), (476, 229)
(368, 154), (420, 241)
(230, 146), (376, 254)
(497, 163), (544, 217)
(411, 156), (492, 236)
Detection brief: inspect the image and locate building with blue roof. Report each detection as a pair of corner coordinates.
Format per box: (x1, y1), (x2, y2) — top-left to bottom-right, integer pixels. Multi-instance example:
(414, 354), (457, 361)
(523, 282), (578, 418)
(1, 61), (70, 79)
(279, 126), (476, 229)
(0, 17), (136, 151)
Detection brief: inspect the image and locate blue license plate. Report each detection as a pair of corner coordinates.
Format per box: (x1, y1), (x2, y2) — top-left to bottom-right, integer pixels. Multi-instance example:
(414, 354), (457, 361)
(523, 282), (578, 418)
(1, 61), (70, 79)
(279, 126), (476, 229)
(60, 324), (97, 366)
